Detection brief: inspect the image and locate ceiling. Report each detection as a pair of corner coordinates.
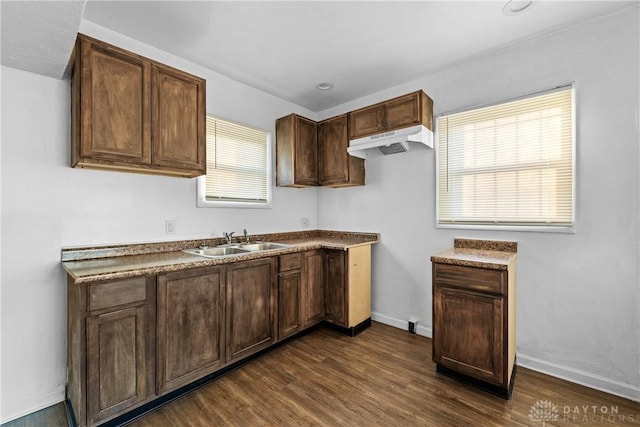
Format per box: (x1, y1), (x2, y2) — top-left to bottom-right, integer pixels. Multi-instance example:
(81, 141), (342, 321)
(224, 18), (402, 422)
(2, 1), (636, 112)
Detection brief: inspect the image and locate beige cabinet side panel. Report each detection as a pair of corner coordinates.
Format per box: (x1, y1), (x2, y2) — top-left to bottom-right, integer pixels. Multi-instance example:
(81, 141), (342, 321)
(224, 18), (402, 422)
(347, 245), (371, 327)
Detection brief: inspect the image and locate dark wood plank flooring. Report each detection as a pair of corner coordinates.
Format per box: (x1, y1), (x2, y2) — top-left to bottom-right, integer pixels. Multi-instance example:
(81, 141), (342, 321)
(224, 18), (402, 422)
(5, 322), (639, 426)
(132, 322), (640, 426)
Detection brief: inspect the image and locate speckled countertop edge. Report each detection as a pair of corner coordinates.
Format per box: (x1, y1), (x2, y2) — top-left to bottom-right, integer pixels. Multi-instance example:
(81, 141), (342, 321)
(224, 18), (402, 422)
(62, 230), (379, 284)
(431, 238), (517, 270)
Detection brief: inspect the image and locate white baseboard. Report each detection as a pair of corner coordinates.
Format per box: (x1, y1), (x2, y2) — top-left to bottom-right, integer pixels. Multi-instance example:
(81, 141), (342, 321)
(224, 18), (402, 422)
(0, 387), (65, 424)
(371, 311), (432, 338)
(517, 354), (640, 403)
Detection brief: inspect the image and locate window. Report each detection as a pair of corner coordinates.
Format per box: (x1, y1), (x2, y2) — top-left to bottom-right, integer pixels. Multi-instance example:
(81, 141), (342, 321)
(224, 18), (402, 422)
(197, 116), (271, 208)
(436, 86), (574, 231)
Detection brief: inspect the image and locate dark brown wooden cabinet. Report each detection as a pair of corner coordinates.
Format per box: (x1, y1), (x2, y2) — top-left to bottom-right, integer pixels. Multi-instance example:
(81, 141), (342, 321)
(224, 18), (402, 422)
(348, 90), (433, 140)
(71, 34), (206, 178)
(66, 242), (374, 426)
(226, 258), (277, 363)
(277, 253), (303, 340)
(432, 262), (516, 398)
(156, 266), (225, 395)
(324, 250), (347, 327)
(68, 277), (156, 427)
(318, 114), (365, 187)
(151, 64), (206, 174)
(303, 250), (325, 327)
(276, 113), (365, 188)
(276, 114), (318, 187)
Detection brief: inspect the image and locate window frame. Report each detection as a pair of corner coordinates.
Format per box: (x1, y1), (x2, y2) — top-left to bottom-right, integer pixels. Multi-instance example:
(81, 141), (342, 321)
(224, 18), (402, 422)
(196, 115), (273, 209)
(435, 85), (576, 234)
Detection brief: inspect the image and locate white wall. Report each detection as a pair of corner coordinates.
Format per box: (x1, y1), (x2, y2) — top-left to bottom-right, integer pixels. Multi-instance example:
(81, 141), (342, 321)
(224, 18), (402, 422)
(0, 22), (319, 422)
(318, 8), (639, 401)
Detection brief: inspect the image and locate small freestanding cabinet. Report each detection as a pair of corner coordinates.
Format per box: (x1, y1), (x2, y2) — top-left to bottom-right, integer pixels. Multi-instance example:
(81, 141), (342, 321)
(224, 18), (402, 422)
(431, 238), (517, 399)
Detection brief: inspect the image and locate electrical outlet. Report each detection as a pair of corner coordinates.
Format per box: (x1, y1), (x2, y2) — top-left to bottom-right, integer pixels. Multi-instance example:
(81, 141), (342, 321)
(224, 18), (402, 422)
(408, 317), (418, 335)
(165, 219), (176, 234)
(301, 217), (310, 228)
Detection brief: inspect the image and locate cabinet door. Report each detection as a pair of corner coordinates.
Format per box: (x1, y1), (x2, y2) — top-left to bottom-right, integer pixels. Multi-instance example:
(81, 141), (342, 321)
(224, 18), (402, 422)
(319, 115), (349, 184)
(318, 115), (365, 187)
(156, 266), (225, 394)
(86, 305), (149, 425)
(324, 250), (347, 327)
(294, 116), (319, 185)
(278, 270), (302, 340)
(152, 64), (206, 175)
(276, 114), (317, 187)
(78, 36), (151, 165)
(348, 105), (384, 139)
(226, 258), (277, 363)
(383, 92), (421, 131)
(304, 250), (325, 327)
(433, 286), (504, 385)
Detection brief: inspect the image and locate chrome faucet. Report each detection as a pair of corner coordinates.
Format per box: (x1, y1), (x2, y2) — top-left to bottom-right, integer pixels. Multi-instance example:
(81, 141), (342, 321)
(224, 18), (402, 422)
(243, 228), (250, 244)
(224, 231), (235, 244)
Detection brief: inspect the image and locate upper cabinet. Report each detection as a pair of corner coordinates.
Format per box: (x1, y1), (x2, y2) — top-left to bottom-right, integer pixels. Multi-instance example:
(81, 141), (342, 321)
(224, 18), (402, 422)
(71, 34), (206, 178)
(318, 114), (365, 187)
(276, 113), (365, 188)
(276, 114), (318, 187)
(348, 90), (433, 140)
(276, 90), (432, 189)
(151, 64), (206, 173)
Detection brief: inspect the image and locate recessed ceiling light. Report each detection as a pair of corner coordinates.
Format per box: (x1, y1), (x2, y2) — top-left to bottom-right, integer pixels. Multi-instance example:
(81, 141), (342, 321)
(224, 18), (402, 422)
(316, 82), (333, 91)
(502, 0), (533, 15)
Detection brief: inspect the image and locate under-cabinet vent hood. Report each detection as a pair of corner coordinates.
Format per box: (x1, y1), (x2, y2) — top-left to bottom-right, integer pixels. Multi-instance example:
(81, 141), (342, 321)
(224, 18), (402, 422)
(347, 124), (433, 159)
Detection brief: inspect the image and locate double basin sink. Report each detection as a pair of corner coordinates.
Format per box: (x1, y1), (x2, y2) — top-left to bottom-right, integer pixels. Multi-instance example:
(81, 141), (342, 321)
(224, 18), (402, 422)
(183, 242), (293, 259)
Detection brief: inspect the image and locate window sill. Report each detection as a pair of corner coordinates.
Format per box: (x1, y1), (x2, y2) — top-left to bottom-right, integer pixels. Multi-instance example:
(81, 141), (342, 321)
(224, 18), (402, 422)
(436, 223), (576, 234)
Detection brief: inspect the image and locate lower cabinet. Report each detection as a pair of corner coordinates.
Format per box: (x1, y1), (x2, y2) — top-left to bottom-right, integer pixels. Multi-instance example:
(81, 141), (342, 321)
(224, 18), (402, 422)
(277, 253), (303, 340)
(68, 277), (156, 427)
(86, 305), (150, 425)
(67, 245), (373, 426)
(324, 250), (347, 326)
(156, 266), (225, 394)
(431, 262), (516, 398)
(225, 258), (277, 363)
(303, 250), (325, 327)
(324, 245), (372, 330)
(433, 286), (504, 383)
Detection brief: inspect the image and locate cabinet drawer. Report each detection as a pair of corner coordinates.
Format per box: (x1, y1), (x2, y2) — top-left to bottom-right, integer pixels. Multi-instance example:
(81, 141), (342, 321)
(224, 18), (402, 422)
(279, 253), (302, 272)
(433, 263), (505, 295)
(88, 278), (147, 312)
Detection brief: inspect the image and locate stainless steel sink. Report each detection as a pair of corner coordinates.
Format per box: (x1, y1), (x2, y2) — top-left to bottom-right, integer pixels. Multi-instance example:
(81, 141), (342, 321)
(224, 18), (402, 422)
(239, 242), (293, 251)
(183, 242), (293, 258)
(183, 246), (252, 258)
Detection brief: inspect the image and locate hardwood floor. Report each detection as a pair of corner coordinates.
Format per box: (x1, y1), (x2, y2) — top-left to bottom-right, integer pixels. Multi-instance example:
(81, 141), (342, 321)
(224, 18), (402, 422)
(5, 322), (639, 426)
(131, 322), (638, 426)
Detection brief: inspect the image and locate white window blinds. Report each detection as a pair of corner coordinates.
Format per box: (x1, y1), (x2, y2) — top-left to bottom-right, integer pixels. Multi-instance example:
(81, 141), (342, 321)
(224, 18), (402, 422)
(205, 116), (269, 203)
(437, 86), (574, 227)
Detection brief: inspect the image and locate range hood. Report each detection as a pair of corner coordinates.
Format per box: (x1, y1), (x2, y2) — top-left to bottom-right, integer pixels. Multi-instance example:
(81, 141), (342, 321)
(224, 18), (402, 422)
(347, 124), (433, 159)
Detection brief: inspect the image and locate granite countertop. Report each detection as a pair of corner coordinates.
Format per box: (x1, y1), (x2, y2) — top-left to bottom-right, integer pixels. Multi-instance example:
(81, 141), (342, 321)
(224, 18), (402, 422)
(62, 230), (379, 284)
(431, 238), (517, 270)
